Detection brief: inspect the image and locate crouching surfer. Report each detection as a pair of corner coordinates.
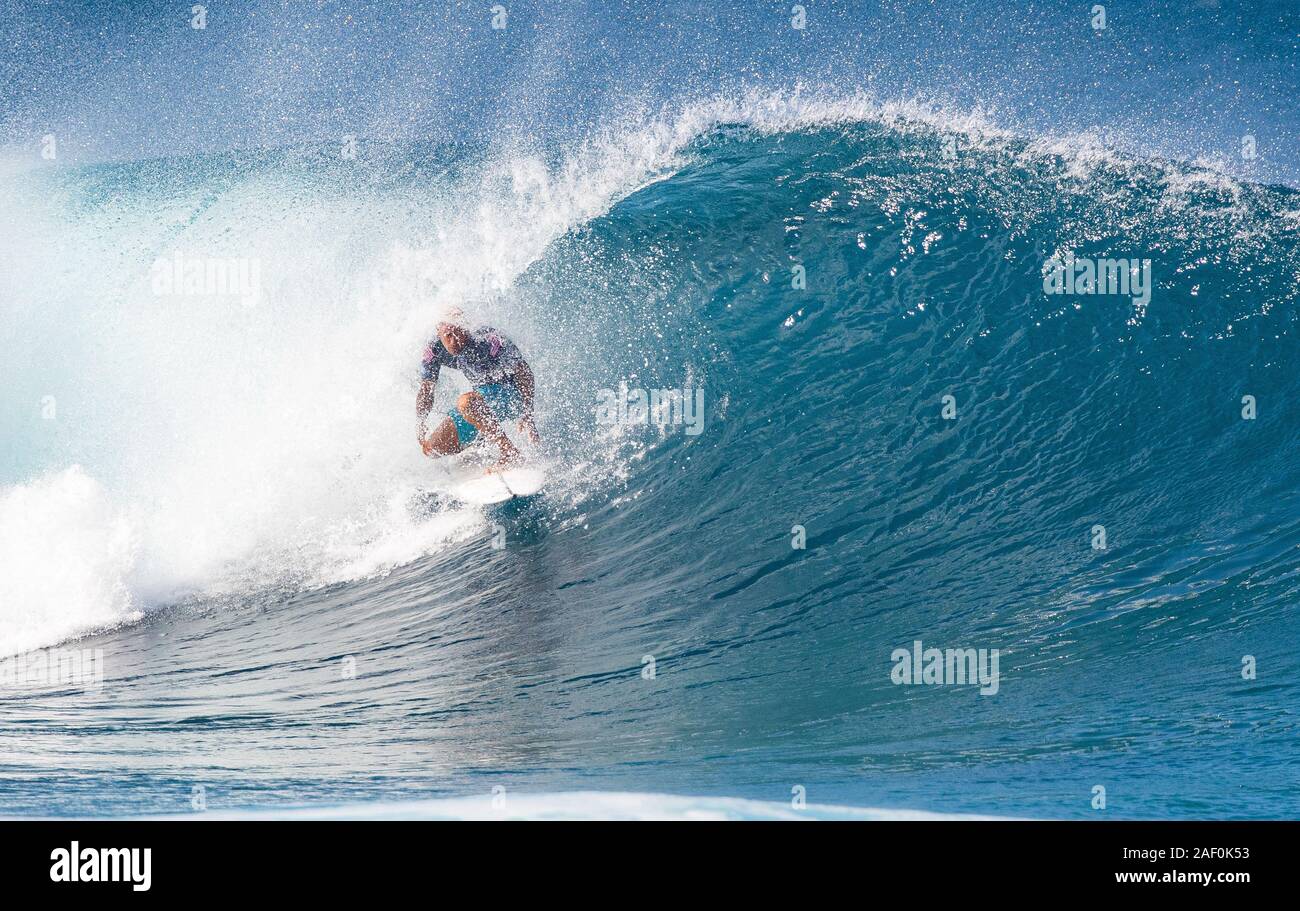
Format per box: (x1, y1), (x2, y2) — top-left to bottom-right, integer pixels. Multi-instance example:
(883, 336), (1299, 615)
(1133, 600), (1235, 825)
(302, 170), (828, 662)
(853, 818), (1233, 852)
(416, 309), (539, 468)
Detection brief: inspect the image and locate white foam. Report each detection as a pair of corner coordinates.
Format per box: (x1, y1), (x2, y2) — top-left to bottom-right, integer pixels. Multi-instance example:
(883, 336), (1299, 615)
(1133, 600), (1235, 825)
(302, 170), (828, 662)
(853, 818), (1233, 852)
(143, 791), (1008, 821)
(0, 467), (141, 656)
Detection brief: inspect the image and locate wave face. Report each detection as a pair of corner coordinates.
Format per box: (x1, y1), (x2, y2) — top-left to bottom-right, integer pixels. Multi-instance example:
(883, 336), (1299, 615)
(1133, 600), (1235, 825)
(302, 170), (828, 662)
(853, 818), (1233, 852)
(3, 97), (1300, 819)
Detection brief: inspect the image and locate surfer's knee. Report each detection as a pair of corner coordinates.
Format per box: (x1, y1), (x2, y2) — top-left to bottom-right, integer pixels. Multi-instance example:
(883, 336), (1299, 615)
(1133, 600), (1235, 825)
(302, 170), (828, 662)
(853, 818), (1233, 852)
(457, 391), (490, 426)
(425, 418), (461, 456)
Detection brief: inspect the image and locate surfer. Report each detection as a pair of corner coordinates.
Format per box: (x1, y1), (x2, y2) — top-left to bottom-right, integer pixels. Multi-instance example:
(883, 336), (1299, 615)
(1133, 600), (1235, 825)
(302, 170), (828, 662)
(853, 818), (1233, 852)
(416, 309), (539, 467)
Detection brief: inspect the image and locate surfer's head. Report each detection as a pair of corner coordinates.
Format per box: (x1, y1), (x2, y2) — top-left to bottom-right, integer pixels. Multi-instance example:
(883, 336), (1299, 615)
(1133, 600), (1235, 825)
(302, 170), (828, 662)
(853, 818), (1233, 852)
(436, 307), (469, 354)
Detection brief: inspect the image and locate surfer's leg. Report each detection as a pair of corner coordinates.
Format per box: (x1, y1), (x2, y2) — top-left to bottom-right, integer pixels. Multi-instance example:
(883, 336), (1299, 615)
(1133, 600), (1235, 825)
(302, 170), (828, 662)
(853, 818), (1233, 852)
(457, 391), (522, 466)
(421, 416), (463, 456)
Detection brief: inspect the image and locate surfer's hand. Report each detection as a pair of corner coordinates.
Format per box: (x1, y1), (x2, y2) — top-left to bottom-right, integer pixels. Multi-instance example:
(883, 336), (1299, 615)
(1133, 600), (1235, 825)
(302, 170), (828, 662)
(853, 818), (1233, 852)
(518, 415), (540, 444)
(419, 434), (435, 457)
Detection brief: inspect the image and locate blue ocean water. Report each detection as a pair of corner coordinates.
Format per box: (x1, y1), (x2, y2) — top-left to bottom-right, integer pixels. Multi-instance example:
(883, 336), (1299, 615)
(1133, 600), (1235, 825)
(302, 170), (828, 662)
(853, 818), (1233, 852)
(1, 1), (1298, 819)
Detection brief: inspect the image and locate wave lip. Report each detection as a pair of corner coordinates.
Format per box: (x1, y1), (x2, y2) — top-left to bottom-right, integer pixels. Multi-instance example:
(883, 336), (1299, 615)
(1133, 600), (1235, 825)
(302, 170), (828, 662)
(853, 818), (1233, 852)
(148, 792), (1010, 821)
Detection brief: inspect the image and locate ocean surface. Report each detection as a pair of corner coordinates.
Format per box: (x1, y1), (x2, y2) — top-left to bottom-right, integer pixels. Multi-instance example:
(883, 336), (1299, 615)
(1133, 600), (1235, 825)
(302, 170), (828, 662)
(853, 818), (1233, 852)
(1, 0), (1298, 819)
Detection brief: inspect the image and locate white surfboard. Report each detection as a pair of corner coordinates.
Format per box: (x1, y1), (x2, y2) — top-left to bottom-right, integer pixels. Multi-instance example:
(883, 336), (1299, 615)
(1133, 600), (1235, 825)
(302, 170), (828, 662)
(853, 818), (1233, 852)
(449, 466), (546, 505)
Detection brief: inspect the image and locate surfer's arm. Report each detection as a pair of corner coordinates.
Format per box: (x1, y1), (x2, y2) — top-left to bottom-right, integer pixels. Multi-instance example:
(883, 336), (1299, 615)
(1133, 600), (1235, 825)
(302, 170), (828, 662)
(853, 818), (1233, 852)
(416, 378), (436, 439)
(416, 342), (445, 444)
(512, 359), (540, 443)
(513, 359), (535, 416)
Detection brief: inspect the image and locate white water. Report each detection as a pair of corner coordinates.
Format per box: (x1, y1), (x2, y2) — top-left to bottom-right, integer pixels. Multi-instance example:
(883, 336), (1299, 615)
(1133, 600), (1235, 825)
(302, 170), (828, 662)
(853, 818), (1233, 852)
(0, 104), (699, 655)
(145, 791), (1009, 821)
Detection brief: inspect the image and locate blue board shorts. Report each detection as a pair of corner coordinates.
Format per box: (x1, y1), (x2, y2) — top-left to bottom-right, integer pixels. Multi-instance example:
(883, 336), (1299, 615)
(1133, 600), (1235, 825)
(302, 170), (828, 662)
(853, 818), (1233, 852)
(451, 383), (525, 447)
